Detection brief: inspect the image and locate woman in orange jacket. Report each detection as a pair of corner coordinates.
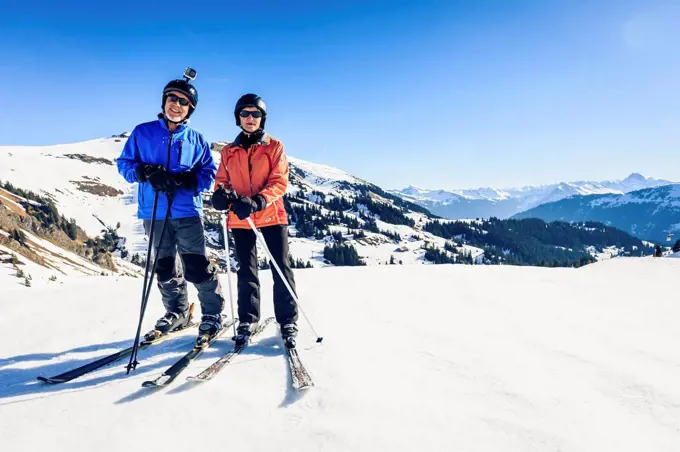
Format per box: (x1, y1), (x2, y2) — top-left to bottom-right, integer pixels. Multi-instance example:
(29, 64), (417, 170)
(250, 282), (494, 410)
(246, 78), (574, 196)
(211, 94), (299, 348)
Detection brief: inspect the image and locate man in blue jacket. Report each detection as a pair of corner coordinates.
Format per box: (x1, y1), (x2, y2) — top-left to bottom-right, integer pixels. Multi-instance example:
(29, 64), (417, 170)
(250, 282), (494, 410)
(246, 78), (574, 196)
(116, 75), (225, 343)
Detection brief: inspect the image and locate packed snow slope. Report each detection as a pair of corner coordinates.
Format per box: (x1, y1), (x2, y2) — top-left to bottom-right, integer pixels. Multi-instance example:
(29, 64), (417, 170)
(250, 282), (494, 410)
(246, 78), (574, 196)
(1, 257), (679, 452)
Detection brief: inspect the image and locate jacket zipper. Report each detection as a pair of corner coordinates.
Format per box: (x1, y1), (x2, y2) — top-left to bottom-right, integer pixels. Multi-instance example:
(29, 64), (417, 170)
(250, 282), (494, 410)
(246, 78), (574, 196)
(166, 131), (173, 170)
(164, 131), (173, 208)
(248, 152), (254, 195)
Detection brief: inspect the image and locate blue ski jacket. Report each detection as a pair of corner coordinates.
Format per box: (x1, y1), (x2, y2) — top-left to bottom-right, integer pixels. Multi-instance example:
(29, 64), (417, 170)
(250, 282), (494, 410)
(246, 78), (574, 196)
(116, 116), (217, 220)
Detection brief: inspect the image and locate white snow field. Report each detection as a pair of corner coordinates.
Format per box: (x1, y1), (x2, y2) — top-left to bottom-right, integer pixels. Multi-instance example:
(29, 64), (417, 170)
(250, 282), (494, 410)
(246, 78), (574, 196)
(1, 257), (679, 452)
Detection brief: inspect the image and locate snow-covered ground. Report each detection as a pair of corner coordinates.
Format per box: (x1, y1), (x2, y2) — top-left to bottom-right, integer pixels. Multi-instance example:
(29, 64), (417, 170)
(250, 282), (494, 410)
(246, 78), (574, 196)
(1, 257), (679, 451)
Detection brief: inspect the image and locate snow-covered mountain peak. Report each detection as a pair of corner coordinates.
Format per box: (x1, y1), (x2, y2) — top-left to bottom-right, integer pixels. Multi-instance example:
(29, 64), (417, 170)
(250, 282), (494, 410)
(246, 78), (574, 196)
(288, 156), (361, 188)
(456, 187), (510, 201)
(400, 185), (428, 196)
(623, 172), (646, 183)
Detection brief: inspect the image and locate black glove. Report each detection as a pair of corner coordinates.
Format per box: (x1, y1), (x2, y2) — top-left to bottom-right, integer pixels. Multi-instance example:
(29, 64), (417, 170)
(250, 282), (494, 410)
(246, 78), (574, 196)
(172, 171), (198, 189)
(231, 194), (266, 220)
(145, 165), (175, 193)
(134, 163), (151, 183)
(211, 185), (236, 211)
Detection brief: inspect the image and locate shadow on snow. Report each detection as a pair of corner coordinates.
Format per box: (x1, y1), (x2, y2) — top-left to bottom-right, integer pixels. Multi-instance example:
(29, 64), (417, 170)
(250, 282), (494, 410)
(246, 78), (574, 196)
(0, 327), (309, 407)
(0, 335), (196, 402)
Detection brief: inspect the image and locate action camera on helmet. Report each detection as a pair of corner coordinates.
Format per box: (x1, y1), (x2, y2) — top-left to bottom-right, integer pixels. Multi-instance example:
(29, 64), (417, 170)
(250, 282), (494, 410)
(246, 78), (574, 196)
(184, 67), (197, 81)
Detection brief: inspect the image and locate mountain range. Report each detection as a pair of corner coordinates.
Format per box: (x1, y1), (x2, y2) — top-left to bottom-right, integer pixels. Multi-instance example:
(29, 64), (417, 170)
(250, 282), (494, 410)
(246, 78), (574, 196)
(0, 135), (653, 287)
(391, 173), (676, 220)
(513, 184), (680, 243)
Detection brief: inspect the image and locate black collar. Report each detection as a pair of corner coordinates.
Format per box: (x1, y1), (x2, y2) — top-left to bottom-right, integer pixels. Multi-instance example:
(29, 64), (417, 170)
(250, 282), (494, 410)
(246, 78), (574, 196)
(232, 130), (267, 148)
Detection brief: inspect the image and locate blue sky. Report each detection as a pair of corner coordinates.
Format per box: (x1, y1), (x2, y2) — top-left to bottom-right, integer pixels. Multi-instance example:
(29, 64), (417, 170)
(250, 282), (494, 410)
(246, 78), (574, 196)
(1, 0), (679, 190)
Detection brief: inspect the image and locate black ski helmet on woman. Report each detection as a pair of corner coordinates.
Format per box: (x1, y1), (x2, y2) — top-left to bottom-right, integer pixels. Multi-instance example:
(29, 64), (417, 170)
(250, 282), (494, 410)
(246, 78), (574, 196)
(234, 93), (267, 128)
(162, 79), (199, 121)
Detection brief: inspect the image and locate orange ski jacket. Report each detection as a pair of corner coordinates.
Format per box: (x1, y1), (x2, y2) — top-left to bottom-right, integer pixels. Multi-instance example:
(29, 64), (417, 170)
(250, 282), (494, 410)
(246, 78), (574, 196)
(214, 133), (289, 229)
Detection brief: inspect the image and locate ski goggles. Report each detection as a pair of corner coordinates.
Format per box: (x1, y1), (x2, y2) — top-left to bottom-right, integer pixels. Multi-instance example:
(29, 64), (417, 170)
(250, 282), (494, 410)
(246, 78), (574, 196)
(166, 94), (191, 106)
(239, 110), (263, 118)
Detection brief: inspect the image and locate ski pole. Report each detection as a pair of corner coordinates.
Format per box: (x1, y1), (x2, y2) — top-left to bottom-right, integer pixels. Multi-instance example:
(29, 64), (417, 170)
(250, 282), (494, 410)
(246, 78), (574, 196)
(246, 217), (323, 344)
(127, 193), (174, 373)
(222, 213), (237, 338)
(126, 191), (159, 373)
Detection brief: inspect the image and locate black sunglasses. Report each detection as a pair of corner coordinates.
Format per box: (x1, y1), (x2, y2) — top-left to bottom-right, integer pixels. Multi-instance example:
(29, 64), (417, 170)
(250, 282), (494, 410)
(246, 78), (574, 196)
(239, 110), (263, 118)
(167, 94), (191, 106)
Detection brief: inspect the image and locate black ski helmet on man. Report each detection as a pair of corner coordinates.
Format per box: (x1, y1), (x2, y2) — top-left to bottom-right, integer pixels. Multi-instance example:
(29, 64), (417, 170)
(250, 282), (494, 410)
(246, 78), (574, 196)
(162, 79), (198, 122)
(234, 93), (267, 129)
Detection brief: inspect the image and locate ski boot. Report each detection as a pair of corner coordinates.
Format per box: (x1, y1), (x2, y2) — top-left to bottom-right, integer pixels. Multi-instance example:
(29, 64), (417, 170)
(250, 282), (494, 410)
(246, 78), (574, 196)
(197, 314), (223, 347)
(233, 322), (257, 347)
(281, 323), (298, 349)
(143, 305), (193, 342)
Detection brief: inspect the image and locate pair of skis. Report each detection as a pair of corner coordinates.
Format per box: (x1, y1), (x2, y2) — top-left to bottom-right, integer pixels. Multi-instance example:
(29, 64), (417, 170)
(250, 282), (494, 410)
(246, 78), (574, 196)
(140, 317), (241, 387)
(36, 317), (314, 391)
(145, 317), (314, 391)
(36, 320), (199, 384)
(184, 317), (276, 383)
